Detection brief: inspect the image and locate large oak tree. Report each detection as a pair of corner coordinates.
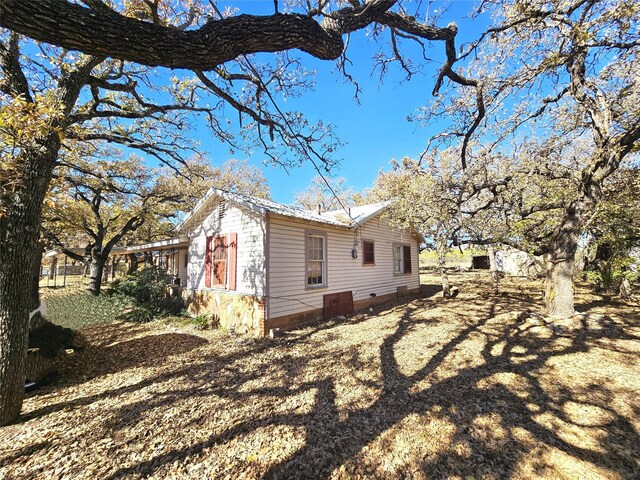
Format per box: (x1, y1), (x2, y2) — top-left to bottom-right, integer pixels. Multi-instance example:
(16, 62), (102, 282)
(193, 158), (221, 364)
(44, 155), (182, 295)
(414, 0), (640, 316)
(2, 0), (637, 425)
(0, 0), (469, 425)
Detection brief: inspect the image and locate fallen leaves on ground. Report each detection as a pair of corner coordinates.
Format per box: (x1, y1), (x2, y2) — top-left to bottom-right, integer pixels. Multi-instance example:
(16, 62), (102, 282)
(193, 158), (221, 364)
(2, 273), (639, 479)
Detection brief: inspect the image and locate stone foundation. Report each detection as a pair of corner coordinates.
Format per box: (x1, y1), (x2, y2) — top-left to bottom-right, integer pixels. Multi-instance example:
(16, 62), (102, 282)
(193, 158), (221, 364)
(186, 290), (266, 336)
(186, 287), (420, 337)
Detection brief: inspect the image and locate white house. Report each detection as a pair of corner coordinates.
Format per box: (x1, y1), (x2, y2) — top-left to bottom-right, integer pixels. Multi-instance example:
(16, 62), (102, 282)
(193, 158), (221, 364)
(179, 188), (421, 336)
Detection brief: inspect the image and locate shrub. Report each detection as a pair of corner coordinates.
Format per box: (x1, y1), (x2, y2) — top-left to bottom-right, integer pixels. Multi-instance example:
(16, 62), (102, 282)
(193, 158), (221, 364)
(108, 267), (184, 322)
(190, 313), (220, 330)
(586, 257), (640, 293)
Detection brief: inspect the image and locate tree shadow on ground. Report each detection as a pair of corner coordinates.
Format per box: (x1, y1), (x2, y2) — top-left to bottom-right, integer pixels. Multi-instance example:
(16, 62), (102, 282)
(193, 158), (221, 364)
(7, 279), (640, 479)
(97, 296), (639, 479)
(419, 283), (442, 298)
(69, 332), (209, 379)
(21, 331), (208, 420)
(575, 296), (639, 313)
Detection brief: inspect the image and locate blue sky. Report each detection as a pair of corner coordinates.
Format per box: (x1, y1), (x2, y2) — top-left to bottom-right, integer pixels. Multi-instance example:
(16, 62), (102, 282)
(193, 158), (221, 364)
(195, 1), (485, 204)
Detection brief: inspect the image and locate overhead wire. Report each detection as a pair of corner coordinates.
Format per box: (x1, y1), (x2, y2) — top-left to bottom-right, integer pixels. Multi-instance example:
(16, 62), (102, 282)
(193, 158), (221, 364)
(206, 0), (359, 227)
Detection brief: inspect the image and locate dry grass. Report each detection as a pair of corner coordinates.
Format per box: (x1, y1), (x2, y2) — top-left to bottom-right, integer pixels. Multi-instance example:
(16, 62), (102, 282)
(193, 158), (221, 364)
(2, 272), (639, 479)
(39, 282), (132, 330)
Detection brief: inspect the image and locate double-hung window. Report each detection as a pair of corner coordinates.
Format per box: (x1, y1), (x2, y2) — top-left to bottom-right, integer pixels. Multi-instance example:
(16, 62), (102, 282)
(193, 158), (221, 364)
(306, 232), (326, 287)
(393, 245), (403, 274)
(393, 244), (412, 275)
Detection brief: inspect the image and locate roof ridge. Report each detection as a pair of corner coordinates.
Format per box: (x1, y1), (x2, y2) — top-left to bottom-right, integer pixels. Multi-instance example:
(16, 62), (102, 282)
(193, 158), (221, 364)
(181, 187), (391, 231)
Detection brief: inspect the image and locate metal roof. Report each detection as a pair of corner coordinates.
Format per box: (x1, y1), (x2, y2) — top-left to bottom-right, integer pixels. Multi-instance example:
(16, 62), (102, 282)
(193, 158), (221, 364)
(118, 237), (188, 255)
(180, 188), (390, 232)
(320, 201), (392, 226)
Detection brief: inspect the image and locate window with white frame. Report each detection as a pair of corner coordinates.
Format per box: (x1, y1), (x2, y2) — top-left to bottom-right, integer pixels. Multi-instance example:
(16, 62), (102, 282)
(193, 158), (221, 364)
(393, 244), (412, 274)
(306, 232), (326, 287)
(393, 245), (402, 273)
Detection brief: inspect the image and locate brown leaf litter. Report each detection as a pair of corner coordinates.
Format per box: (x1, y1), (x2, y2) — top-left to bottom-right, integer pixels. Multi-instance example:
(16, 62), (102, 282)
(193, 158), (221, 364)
(1, 272), (639, 479)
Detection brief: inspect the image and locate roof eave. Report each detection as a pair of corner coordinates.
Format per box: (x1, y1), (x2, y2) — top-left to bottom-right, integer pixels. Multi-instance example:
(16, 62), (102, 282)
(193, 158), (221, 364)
(348, 201), (392, 228)
(267, 211), (351, 229)
(179, 187), (268, 233)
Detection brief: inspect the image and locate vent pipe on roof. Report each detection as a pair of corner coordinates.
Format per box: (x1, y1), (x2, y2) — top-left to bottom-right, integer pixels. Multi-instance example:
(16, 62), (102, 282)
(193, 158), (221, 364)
(317, 204), (321, 214)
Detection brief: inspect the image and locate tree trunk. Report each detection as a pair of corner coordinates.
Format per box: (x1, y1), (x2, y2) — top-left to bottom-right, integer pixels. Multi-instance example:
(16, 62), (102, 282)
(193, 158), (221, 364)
(544, 205), (583, 318)
(0, 141), (58, 426)
(545, 255), (576, 318)
(48, 257), (57, 280)
(112, 256), (119, 280)
(102, 258), (110, 283)
(436, 239), (451, 297)
(619, 278), (633, 300)
(487, 244), (499, 294)
(87, 252), (107, 296)
(127, 253), (139, 275)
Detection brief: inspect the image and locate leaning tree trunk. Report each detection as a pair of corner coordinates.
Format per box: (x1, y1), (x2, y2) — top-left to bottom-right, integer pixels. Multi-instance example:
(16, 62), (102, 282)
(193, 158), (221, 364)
(0, 140), (58, 426)
(544, 204), (584, 318)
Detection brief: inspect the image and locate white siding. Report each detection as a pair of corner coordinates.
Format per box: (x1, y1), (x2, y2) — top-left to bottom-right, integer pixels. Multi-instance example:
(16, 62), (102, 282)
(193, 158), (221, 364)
(186, 199), (266, 296)
(267, 213), (420, 319)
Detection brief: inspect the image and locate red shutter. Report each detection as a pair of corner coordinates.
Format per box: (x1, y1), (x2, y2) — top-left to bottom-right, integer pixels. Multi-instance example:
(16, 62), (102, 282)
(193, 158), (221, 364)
(205, 236), (212, 288)
(403, 245), (412, 273)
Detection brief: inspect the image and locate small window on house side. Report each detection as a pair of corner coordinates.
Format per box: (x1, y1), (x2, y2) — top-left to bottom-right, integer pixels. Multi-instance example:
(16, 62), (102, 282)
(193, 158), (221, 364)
(393, 244), (412, 274)
(363, 240), (375, 265)
(393, 245), (402, 274)
(306, 233), (326, 287)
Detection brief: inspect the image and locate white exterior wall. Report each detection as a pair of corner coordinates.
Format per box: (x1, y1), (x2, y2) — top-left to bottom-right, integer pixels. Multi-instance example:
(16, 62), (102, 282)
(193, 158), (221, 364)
(267, 213), (420, 319)
(186, 199), (266, 296)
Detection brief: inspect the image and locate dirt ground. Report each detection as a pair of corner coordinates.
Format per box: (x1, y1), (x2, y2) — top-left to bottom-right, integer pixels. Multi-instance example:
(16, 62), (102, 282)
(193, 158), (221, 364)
(2, 272), (639, 479)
